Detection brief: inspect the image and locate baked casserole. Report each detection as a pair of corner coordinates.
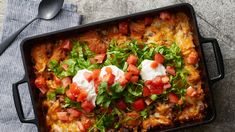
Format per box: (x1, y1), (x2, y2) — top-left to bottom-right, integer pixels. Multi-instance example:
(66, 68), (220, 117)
(31, 12), (206, 132)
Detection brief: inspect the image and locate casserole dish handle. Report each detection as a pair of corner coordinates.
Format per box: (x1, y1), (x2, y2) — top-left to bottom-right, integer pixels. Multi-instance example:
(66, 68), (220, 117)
(201, 37), (225, 84)
(12, 76), (36, 124)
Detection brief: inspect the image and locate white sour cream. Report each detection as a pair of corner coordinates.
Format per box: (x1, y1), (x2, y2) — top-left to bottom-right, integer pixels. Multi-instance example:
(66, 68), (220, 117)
(99, 65), (124, 81)
(140, 59), (166, 81)
(72, 69), (97, 106)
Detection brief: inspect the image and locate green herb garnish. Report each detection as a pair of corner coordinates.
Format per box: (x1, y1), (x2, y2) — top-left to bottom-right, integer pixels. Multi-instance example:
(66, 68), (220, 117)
(63, 97), (81, 109)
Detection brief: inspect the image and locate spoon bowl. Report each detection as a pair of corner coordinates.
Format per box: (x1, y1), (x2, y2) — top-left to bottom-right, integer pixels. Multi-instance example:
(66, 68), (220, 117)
(38, 0), (64, 20)
(0, 0), (64, 55)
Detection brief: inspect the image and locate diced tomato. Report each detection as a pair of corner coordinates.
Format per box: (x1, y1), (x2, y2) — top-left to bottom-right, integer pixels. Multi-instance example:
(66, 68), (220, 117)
(77, 121), (85, 132)
(178, 98), (184, 105)
(67, 108), (82, 118)
(150, 61), (158, 68)
(100, 107), (108, 113)
(61, 39), (72, 51)
(81, 101), (94, 112)
(143, 87), (151, 97)
(187, 51), (199, 65)
(119, 21), (128, 34)
(117, 100), (127, 110)
(77, 89), (88, 102)
(125, 72), (132, 81)
(92, 69), (101, 80)
(103, 73), (115, 86)
(154, 53), (164, 64)
(149, 86), (163, 94)
(61, 77), (72, 88)
(130, 75), (139, 83)
(160, 12), (171, 20)
(36, 87), (48, 95)
(94, 53), (106, 63)
(83, 72), (93, 82)
(166, 66), (176, 76)
(168, 93), (179, 103)
(62, 63), (69, 71)
(127, 55), (138, 65)
(57, 112), (69, 122)
(127, 64), (140, 75)
(70, 83), (80, 97)
(89, 58), (96, 64)
(105, 67), (113, 74)
(144, 17), (153, 26)
(133, 98), (145, 111)
(66, 90), (76, 101)
(35, 76), (46, 88)
(161, 76), (170, 83)
(125, 111), (140, 126)
(152, 76), (164, 87)
(53, 75), (61, 85)
(94, 79), (101, 93)
(94, 84), (98, 94)
(82, 118), (92, 130)
(163, 83), (171, 89)
(145, 79), (164, 95)
(149, 76), (164, 94)
(186, 86), (197, 97)
(35, 76), (47, 94)
(144, 80), (153, 86)
(118, 77), (128, 86)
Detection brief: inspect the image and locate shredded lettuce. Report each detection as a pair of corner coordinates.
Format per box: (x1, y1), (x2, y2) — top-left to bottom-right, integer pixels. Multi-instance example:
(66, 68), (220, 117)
(140, 109), (148, 119)
(48, 60), (62, 76)
(63, 97), (81, 109)
(46, 87), (65, 100)
(104, 40), (142, 68)
(48, 41), (100, 78)
(140, 42), (183, 68)
(89, 107), (123, 132)
(96, 82), (125, 108)
(126, 80), (144, 97)
(104, 40), (184, 72)
(47, 92), (56, 100)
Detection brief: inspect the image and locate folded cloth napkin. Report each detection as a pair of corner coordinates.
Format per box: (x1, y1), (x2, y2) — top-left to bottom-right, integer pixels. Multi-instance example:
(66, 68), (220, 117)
(0, 0), (82, 131)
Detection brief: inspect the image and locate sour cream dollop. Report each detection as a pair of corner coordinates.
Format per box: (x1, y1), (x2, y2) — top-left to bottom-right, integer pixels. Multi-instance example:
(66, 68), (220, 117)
(140, 59), (166, 81)
(99, 65), (124, 81)
(72, 69), (97, 106)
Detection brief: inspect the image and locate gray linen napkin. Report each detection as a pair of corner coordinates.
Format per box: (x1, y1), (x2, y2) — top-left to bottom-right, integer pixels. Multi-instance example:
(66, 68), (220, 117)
(0, 0), (82, 131)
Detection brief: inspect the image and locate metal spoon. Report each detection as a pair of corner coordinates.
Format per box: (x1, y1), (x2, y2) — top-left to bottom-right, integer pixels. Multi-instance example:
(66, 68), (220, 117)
(0, 0), (64, 55)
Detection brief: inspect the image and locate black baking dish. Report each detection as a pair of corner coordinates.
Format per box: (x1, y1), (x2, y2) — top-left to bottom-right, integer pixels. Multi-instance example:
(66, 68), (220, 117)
(12, 3), (224, 132)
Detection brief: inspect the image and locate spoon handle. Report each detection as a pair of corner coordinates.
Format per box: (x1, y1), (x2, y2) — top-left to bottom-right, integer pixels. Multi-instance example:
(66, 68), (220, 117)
(0, 17), (38, 55)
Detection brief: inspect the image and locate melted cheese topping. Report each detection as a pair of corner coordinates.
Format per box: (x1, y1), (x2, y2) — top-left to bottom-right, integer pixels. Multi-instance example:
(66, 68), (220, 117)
(72, 69), (97, 106)
(140, 59), (166, 81)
